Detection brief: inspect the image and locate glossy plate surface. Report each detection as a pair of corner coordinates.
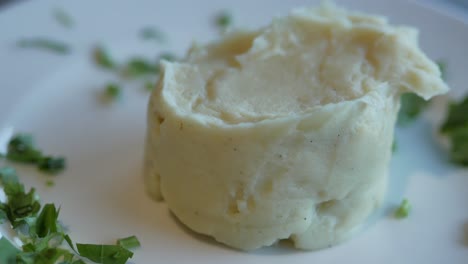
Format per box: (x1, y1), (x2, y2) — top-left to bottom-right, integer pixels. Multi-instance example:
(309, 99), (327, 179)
(0, 0), (467, 263)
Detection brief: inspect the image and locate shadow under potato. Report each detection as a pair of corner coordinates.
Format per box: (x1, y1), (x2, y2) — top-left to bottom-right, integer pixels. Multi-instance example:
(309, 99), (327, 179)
(168, 210), (327, 256)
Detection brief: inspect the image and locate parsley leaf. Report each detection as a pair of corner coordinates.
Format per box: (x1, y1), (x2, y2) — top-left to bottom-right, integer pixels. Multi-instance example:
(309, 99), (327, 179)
(214, 11), (232, 30)
(92, 46), (116, 70)
(121, 58), (159, 78)
(77, 243), (134, 264)
(17, 38), (71, 54)
(6, 134), (67, 175)
(394, 198), (411, 219)
(7, 134), (42, 163)
(440, 96), (468, 166)
(117, 236), (141, 250)
(397, 93), (428, 126)
(37, 156), (66, 174)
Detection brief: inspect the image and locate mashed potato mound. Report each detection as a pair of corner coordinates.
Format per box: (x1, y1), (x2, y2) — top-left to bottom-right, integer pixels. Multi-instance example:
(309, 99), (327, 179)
(143, 4), (448, 250)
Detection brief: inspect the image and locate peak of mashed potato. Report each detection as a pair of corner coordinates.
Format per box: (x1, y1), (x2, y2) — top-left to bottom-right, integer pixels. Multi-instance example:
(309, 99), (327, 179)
(144, 4), (448, 250)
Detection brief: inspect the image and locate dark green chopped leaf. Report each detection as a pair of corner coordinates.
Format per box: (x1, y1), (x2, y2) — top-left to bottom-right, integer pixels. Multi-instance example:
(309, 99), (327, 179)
(448, 127), (468, 166)
(397, 93), (429, 126)
(144, 81), (156, 91)
(92, 46), (116, 70)
(440, 96), (468, 166)
(0, 237), (19, 264)
(214, 11), (232, 29)
(76, 243), (134, 264)
(3, 187), (41, 224)
(17, 38), (70, 54)
(53, 8), (74, 29)
(140, 27), (165, 42)
(117, 236), (140, 250)
(38, 156), (66, 174)
(436, 60), (447, 81)
(104, 83), (121, 100)
(35, 204), (60, 238)
(45, 180), (55, 187)
(394, 198), (411, 219)
(441, 96), (468, 133)
(7, 134), (42, 163)
(122, 58), (159, 78)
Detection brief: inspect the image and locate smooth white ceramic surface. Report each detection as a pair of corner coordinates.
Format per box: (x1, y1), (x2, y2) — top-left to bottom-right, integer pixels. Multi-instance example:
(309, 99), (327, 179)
(0, 0), (467, 263)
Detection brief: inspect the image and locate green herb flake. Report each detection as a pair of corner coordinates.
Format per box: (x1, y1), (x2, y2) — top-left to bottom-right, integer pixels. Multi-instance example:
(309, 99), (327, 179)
(397, 93), (429, 126)
(53, 8), (74, 29)
(17, 38), (70, 54)
(117, 236), (141, 250)
(440, 96), (468, 166)
(214, 11), (232, 30)
(76, 243), (134, 264)
(394, 198), (411, 219)
(38, 156), (66, 174)
(92, 46), (116, 70)
(122, 58), (159, 78)
(46, 180), (55, 187)
(6, 134), (42, 163)
(104, 83), (122, 100)
(144, 81), (156, 92)
(140, 27), (166, 43)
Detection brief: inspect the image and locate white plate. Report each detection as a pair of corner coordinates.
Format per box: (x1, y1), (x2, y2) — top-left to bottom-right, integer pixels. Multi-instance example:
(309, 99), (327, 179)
(1, 0), (468, 263)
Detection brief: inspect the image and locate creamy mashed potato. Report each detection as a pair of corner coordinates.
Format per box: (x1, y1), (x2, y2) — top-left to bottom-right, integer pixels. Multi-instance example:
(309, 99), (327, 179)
(143, 4), (448, 250)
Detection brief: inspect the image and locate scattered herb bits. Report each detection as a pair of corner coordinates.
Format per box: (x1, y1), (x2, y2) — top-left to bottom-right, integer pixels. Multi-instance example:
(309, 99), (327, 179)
(6, 133), (67, 175)
(440, 95), (468, 166)
(117, 236), (141, 250)
(7, 133), (42, 163)
(0, 167), (140, 263)
(394, 198), (411, 219)
(144, 81), (156, 92)
(93, 46), (116, 70)
(397, 93), (429, 126)
(214, 10), (232, 30)
(122, 58), (159, 78)
(38, 156), (66, 174)
(17, 38), (71, 54)
(53, 8), (74, 29)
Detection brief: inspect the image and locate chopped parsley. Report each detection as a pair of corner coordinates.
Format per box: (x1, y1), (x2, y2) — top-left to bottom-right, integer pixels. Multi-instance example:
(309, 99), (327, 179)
(92, 46), (116, 70)
(140, 27), (166, 43)
(214, 11), (232, 30)
(117, 236), (141, 250)
(17, 38), (71, 54)
(6, 133), (66, 174)
(397, 93), (428, 126)
(0, 167), (139, 263)
(104, 83), (122, 100)
(440, 95), (468, 166)
(38, 156), (66, 174)
(144, 81), (156, 92)
(53, 8), (74, 29)
(394, 198), (411, 219)
(121, 58), (159, 78)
